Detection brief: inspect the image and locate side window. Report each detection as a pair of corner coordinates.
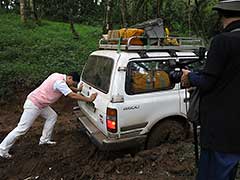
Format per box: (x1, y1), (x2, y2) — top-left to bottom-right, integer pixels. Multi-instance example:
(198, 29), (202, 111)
(126, 60), (175, 95)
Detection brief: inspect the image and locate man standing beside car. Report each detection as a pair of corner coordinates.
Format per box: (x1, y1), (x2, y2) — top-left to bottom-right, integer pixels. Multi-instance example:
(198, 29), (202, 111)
(0, 72), (97, 159)
(181, 1), (240, 179)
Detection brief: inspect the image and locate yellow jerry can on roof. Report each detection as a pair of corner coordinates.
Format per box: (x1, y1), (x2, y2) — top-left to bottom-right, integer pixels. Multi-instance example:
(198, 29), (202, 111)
(119, 28), (144, 45)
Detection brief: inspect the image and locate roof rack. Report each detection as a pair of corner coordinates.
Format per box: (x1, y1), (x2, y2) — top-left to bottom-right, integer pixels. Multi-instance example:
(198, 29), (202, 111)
(99, 36), (205, 52)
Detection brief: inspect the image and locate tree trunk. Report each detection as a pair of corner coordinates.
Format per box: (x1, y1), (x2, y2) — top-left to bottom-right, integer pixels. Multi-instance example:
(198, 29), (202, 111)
(193, 0), (208, 43)
(145, 2), (148, 20)
(131, 0), (144, 24)
(120, 0), (128, 28)
(29, 0), (39, 22)
(69, 9), (79, 39)
(20, 0), (26, 23)
(70, 20), (79, 39)
(157, 0), (160, 18)
(188, 0), (191, 36)
(103, 0), (113, 33)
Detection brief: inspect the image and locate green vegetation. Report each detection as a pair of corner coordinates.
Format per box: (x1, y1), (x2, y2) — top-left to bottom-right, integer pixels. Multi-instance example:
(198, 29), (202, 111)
(0, 12), (101, 101)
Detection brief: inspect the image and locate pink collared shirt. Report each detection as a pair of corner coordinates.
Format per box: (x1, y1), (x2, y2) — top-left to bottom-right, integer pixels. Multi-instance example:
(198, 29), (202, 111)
(27, 73), (72, 109)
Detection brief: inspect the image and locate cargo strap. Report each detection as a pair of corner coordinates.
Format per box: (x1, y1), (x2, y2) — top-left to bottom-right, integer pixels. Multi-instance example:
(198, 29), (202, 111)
(117, 37), (122, 53)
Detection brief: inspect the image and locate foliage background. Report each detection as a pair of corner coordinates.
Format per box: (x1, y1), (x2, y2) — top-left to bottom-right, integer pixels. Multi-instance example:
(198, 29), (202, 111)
(1, 0), (219, 36)
(0, 0), (220, 102)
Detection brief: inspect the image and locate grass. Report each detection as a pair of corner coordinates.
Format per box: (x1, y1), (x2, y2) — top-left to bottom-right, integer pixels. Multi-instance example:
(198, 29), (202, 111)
(0, 10), (102, 101)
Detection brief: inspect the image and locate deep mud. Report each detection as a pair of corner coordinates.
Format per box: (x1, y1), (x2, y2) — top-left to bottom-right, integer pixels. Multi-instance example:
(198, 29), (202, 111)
(0, 96), (239, 180)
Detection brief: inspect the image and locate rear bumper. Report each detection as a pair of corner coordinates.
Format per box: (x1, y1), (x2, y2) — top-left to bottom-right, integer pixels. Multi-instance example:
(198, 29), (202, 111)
(74, 109), (147, 151)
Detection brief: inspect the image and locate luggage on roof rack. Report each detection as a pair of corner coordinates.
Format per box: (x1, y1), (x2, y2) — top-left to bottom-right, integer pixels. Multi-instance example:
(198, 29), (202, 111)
(99, 36), (205, 52)
(100, 18), (205, 52)
(105, 28), (144, 45)
(119, 28), (144, 45)
(132, 18), (164, 38)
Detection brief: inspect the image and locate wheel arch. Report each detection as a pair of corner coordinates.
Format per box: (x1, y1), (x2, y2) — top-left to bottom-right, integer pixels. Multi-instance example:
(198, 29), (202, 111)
(148, 115), (189, 133)
(145, 115), (190, 149)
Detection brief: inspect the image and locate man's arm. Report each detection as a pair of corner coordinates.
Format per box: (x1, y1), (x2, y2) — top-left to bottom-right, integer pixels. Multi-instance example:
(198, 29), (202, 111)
(70, 83), (83, 93)
(70, 86), (80, 92)
(54, 81), (96, 102)
(67, 92), (97, 102)
(181, 35), (228, 92)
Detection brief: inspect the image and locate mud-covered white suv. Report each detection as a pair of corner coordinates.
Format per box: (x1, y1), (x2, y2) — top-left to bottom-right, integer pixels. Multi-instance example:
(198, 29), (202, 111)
(75, 37), (205, 150)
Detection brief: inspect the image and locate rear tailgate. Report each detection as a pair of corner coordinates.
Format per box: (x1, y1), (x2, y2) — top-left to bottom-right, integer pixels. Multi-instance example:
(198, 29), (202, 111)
(77, 52), (120, 136)
(78, 86), (110, 136)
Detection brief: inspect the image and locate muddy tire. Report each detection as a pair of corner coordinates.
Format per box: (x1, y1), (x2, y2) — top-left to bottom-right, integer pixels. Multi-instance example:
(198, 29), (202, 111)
(146, 119), (189, 149)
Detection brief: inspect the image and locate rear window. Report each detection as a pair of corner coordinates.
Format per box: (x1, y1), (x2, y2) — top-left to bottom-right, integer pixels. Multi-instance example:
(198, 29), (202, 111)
(126, 60), (175, 95)
(82, 55), (114, 93)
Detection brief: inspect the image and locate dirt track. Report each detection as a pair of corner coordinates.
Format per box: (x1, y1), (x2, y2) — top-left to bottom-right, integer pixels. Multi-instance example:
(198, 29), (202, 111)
(0, 96), (237, 180)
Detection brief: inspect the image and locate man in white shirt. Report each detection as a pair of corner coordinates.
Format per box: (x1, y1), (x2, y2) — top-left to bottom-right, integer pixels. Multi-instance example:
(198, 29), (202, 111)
(0, 72), (97, 159)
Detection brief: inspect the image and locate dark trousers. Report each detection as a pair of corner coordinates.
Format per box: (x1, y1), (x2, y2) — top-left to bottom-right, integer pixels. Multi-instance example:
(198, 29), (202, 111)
(196, 148), (239, 180)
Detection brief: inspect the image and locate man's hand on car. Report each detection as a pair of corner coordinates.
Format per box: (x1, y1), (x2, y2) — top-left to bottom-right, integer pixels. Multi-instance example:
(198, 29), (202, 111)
(89, 93), (97, 102)
(181, 69), (191, 88)
(78, 83), (84, 91)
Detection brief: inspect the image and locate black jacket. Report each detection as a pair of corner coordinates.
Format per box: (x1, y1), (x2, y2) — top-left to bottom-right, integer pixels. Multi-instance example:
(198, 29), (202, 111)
(192, 20), (240, 153)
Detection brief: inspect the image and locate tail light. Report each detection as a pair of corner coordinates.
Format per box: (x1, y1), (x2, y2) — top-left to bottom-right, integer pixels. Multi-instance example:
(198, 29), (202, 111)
(106, 108), (117, 133)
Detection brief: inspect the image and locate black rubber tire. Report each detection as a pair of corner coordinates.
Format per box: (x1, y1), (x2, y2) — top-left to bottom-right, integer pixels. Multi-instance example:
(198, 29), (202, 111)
(146, 119), (189, 149)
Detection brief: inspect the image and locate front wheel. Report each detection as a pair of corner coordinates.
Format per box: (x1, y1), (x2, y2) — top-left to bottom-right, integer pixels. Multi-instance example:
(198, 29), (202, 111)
(146, 119), (189, 149)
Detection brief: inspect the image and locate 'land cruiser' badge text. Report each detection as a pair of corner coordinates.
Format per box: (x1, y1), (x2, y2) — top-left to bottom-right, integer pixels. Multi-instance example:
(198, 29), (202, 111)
(123, 105), (140, 111)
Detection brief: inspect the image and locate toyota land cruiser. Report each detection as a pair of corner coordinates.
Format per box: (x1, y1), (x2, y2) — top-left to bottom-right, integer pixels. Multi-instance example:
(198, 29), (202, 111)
(75, 36), (206, 150)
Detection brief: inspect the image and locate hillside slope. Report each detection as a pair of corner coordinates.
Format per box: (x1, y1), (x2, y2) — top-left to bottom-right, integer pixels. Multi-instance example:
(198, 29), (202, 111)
(0, 11), (101, 101)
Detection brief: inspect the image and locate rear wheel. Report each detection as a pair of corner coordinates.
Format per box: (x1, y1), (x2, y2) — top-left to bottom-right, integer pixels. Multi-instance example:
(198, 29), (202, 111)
(146, 119), (189, 149)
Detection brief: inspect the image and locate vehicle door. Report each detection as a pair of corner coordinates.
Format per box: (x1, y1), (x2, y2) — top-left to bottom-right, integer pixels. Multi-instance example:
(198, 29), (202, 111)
(117, 58), (181, 135)
(78, 54), (119, 135)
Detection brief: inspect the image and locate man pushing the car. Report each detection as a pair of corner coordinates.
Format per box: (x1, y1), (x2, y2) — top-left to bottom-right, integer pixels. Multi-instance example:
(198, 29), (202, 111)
(0, 72), (97, 159)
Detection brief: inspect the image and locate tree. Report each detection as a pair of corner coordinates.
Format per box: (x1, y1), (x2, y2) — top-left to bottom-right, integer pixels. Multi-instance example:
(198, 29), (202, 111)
(120, 0), (128, 27)
(29, 0), (39, 22)
(103, 0), (113, 33)
(156, 0), (160, 18)
(68, 0), (80, 39)
(18, 0), (40, 23)
(20, 0), (26, 23)
(191, 0), (219, 42)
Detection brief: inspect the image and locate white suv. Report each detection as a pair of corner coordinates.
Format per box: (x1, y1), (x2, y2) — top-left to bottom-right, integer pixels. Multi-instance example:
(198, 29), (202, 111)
(75, 37), (205, 150)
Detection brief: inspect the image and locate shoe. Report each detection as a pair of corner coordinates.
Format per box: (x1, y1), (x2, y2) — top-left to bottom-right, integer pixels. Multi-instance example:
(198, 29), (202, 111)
(39, 141), (56, 145)
(0, 151), (12, 159)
